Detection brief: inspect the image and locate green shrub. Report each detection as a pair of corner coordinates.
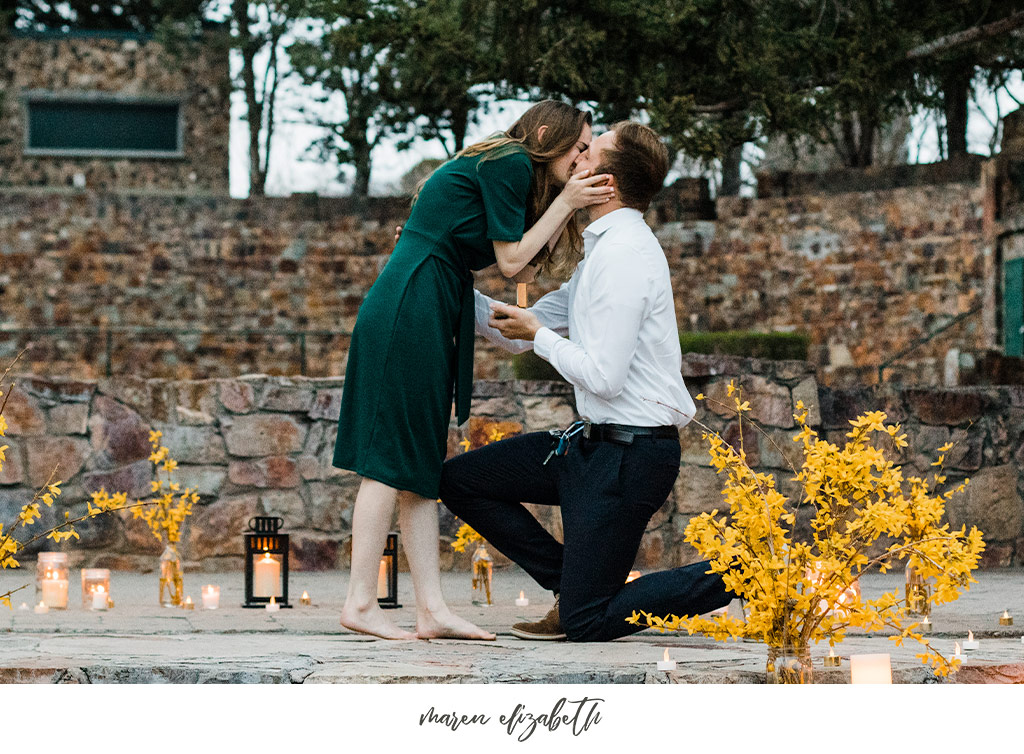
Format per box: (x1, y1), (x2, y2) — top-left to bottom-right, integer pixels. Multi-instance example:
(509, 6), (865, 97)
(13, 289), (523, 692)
(680, 331), (810, 361)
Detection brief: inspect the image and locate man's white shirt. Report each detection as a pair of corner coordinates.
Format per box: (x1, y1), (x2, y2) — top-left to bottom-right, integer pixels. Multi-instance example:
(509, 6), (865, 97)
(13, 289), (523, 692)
(474, 207), (696, 428)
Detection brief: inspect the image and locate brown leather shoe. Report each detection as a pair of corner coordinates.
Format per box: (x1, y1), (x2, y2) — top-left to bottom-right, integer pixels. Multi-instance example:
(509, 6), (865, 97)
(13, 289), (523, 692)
(510, 598), (566, 641)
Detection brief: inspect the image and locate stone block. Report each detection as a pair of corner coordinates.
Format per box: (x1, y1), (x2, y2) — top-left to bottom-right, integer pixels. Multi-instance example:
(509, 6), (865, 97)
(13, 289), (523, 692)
(82, 460), (153, 499)
(26, 436), (91, 487)
(674, 466), (726, 514)
(116, 509), (164, 555)
(722, 420), (760, 467)
(679, 425), (711, 466)
(155, 424), (227, 465)
(0, 440), (24, 485)
(819, 387), (877, 429)
(289, 535), (342, 571)
(308, 389), (343, 421)
(259, 489), (306, 527)
(912, 425), (951, 470)
(177, 381), (220, 419)
(224, 415), (306, 457)
(522, 396), (575, 430)
(175, 405), (216, 426)
(23, 376), (95, 404)
(472, 380), (512, 399)
(904, 388), (986, 426)
(513, 380), (574, 397)
(189, 494), (261, 559)
(47, 403), (90, 435)
(260, 380), (315, 412)
(759, 427), (805, 471)
(305, 480), (357, 532)
(2, 387), (45, 436)
(87, 396), (151, 470)
(470, 397), (519, 419)
(791, 377), (822, 426)
(228, 456), (300, 488)
(63, 503), (120, 549)
(219, 380), (256, 413)
(946, 465), (1023, 542)
(174, 465), (227, 497)
(633, 530), (668, 570)
(946, 427), (984, 472)
(96, 377), (153, 415)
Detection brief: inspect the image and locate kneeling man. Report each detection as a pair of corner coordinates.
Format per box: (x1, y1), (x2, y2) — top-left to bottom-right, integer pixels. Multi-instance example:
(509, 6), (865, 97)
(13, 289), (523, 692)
(440, 122), (731, 641)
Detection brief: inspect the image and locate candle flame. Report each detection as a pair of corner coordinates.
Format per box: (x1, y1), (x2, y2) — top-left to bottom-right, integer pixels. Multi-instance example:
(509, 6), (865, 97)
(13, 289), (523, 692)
(519, 590), (525, 599)
(269, 596), (276, 605)
(45, 569), (55, 580)
(663, 648), (670, 662)
(96, 585), (105, 594)
(1003, 610), (1011, 619)
(828, 648), (835, 657)
(923, 615), (931, 623)
(968, 630), (974, 641)
(955, 642), (961, 655)
(302, 591), (309, 599)
(184, 595), (192, 603)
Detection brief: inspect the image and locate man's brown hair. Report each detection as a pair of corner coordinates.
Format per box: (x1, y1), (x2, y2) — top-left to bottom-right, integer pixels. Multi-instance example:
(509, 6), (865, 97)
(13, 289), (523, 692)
(596, 122), (669, 212)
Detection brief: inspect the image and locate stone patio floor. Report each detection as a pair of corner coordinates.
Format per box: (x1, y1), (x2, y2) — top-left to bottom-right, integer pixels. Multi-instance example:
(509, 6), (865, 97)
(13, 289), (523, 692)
(2, 567), (1023, 684)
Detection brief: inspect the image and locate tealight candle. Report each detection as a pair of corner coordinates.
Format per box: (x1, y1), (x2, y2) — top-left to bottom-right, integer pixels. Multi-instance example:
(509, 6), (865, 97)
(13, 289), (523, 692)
(824, 648), (842, 667)
(657, 648), (676, 671)
(515, 590), (529, 607)
(920, 615), (932, 634)
(517, 283), (528, 308)
(201, 585), (220, 610)
(954, 642), (962, 660)
(18, 602), (28, 611)
(300, 591), (311, 606)
(91, 585), (108, 611)
(999, 610), (1013, 626)
(33, 601), (48, 614)
(265, 596), (280, 613)
(962, 631), (979, 650)
(183, 595), (195, 610)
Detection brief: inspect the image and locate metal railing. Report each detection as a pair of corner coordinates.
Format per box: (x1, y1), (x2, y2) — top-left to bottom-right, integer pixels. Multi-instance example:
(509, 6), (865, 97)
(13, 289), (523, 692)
(0, 325), (351, 377)
(875, 304), (984, 383)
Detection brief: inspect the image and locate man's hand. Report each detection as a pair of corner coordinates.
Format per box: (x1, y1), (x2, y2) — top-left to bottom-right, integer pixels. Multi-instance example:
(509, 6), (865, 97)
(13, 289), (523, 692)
(489, 302), (542, 341)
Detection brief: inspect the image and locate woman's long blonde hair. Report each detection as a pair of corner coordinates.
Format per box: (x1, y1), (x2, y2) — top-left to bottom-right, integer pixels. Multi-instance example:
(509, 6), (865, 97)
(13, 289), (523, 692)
(437, 100), (591, 280)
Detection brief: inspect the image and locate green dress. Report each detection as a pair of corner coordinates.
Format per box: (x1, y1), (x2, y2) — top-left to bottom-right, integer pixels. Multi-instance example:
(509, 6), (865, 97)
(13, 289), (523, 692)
(333, 148), (533, 499)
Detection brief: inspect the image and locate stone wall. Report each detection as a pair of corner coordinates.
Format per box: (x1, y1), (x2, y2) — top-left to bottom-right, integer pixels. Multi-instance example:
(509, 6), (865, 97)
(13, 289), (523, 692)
(0, 31), (229, 192)
(0, 165), (1002, 387)
(3, 356), (1021, 573)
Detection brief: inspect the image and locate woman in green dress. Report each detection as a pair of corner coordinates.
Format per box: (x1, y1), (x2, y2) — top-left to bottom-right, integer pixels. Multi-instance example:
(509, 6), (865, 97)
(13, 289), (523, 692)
(334, 101), (614, 640)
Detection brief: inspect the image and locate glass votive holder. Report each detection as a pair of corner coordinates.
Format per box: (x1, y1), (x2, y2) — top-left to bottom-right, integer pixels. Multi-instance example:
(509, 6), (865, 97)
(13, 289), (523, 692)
(81, 568), (111, 609)
(37, 553), (69, 609)
(201, 585), (220, 610)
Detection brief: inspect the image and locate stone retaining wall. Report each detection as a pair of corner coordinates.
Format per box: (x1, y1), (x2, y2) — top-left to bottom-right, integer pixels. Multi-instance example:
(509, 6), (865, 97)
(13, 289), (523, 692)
(3, 355), (1020, 573)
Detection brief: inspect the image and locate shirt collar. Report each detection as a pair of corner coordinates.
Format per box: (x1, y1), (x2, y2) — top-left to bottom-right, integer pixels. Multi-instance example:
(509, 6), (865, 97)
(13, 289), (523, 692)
(581, 208), (644, 256)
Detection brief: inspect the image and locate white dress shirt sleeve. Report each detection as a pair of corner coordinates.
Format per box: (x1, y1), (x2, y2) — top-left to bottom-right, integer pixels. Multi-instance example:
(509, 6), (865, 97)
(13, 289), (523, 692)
(473, 285), (571, 354)
(533, 244), (649, 400)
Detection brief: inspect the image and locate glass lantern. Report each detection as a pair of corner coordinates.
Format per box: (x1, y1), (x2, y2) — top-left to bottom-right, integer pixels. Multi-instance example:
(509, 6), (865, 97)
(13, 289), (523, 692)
(243, 516), (290, 608)
(81, 568), (112, 609)
(36, 552), (69, 609)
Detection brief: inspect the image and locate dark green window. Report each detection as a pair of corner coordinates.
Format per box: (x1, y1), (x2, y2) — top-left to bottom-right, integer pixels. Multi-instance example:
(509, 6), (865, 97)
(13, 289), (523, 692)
(1005, 257), (1023, 358)
(25, 97), (182, 156)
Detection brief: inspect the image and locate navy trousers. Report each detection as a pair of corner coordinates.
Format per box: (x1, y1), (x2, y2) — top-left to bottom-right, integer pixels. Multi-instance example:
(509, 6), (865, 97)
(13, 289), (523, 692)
(439, 430), (732, 641)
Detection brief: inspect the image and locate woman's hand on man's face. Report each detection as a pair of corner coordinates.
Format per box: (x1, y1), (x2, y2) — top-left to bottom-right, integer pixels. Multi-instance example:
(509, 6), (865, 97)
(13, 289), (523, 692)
(559, 169), (615, 210)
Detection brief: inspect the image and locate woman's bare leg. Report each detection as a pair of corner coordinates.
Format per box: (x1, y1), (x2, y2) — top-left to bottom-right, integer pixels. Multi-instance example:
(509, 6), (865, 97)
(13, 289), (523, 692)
(339, 478), (417, 640)
(398, 491), (495, 640)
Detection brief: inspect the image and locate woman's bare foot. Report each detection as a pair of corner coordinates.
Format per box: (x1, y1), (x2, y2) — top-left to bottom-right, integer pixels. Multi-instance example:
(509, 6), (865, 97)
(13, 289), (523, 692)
(340, 603), (417, 640)
(416, 609), (496, 640)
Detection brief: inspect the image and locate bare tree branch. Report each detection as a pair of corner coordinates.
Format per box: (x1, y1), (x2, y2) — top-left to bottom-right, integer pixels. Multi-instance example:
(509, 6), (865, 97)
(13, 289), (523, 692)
(906, 10), (1024, 61)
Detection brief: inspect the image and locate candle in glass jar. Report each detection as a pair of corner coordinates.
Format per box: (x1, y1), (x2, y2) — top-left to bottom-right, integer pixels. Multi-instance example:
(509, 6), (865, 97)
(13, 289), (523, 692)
(515, 590), (529, 607)
(377, 558), (388, 599)
(183, 595), (195, 610)
(825, 648), (842, 667)
(201, 585), (220, 610)
(91, 585), (108, 611)
(252, 552), (281, 598)
(300, 591), (311, 606)
(41, 570), (68, 609)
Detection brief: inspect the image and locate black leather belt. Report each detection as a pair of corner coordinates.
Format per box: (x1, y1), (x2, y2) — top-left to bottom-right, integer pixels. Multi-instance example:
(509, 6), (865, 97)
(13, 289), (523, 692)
(582, 422), (678, 445)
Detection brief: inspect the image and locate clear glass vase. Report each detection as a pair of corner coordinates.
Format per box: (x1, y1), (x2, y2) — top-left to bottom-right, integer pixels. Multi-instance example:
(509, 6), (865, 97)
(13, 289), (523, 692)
(905, 564), (931, 616)
(159, 543), (184, 607)
(766, 643), (814, 684)
(471, 543), (493, 606)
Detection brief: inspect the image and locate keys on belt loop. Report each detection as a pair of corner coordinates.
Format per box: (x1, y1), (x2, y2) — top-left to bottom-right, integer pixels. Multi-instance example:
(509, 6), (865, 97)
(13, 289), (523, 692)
(543, 420), (585, 465)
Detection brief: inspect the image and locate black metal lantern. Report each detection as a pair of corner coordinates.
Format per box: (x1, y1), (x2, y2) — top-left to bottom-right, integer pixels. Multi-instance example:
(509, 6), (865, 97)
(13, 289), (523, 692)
(378, 531), (401, 609)
(243, 516), (291, 608)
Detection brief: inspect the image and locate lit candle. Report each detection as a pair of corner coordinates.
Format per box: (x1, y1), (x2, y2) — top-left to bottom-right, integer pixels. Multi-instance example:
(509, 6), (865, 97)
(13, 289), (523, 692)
(18, 603), (28, 611)
(377, 558), (389, 599)
(33, 601), (48, 614)
(252, 551), (281, 598)
(850, 653), (892, 684)
(516, 283), (528, 308)
(182, 595), (195, 610)
(656, 648), (677, 671)
(515, 590), (529, 607)
(954, 642), (962, 660)
(625, 570), (642, 583)
(201, 585), (220, 610)
(824, 648), (842, 667)
(91, 585), (108, 611)
(300, 591), (311, 606)
(265, 595), (280, 613)
(962, 631), (979, 650)
(920, 615), (932, 634)
(40, 570), (68, 609)
(999, 610), (1013, 626)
